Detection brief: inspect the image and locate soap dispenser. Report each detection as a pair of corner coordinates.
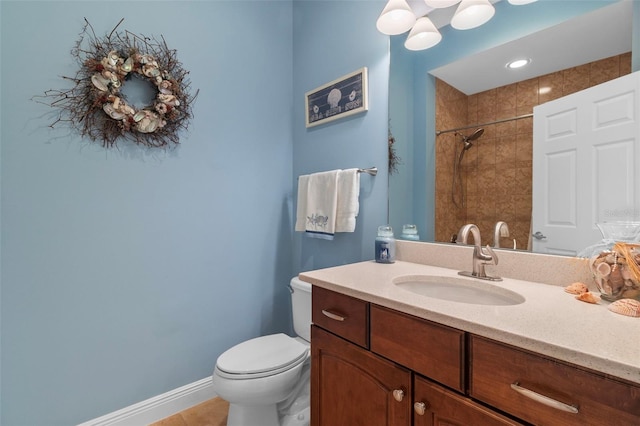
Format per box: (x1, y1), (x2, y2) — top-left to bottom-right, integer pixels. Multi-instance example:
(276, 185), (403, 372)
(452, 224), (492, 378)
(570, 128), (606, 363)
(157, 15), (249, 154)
(375, 225), (396, 263)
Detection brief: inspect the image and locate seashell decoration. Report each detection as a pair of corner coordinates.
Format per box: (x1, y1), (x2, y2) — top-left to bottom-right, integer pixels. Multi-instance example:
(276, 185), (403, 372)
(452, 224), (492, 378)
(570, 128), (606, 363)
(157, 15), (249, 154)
(91, 74), (109, 91)
(575, 292), (600, 304)
(103, 103), (126, 120)
(88, 48), (181, 136)
(33, 18), (197, 149)
(133, 111), (147, 122)
(121, 57), (133, 73)
(608, 298), (640, 317)
(589, 243), (640, 302)
(107, 51), (121, 66)
(564, 282), (589, 295)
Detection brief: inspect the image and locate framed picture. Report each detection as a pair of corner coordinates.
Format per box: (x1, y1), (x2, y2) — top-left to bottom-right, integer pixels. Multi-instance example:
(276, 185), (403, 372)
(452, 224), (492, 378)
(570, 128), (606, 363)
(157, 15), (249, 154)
(305, 67), (368, 128)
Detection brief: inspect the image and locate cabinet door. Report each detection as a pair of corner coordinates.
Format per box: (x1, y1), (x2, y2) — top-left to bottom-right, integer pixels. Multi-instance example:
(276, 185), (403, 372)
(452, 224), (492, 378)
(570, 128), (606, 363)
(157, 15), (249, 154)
(311, 325), (412, 426)
(413, 376), (522, 426)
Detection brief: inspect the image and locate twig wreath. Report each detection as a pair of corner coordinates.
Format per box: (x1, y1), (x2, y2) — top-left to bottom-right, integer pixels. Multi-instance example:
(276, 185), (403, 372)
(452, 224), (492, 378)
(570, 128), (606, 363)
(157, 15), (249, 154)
(34, 18), (198, 148)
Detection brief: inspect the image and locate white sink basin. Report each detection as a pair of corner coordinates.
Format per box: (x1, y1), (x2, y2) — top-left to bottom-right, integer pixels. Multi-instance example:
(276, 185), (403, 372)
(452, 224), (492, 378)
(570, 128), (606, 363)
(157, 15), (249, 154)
(393, 275), (525, 306)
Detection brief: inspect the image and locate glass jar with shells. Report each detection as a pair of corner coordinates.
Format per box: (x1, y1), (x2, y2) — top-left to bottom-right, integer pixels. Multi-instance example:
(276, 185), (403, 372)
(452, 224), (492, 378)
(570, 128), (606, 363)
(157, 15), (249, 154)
(589, 242), (640, 302)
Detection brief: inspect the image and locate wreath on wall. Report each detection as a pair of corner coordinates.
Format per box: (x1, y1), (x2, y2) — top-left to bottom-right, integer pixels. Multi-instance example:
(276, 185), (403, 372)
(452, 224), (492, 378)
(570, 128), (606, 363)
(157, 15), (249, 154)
(34, 19), (198, 148)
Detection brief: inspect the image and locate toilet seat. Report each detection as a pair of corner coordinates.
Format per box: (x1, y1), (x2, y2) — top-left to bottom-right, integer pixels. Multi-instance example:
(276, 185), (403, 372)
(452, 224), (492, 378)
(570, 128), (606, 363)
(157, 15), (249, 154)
(216, 333), (309, 379)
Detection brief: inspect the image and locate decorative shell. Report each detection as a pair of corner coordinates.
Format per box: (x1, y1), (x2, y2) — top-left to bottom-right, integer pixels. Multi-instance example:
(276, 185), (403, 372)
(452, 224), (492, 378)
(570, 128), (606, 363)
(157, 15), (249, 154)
(103, 104), (125, 120)
(91, 74), (109, 91)
(608, 298), (640, 317)
(565, 282), (589, 295)
(575, 292), (600, 304)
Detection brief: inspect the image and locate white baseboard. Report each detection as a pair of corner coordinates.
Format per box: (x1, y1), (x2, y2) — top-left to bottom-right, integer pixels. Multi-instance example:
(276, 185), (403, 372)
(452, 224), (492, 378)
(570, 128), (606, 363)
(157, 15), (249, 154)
(78, 377), (217, 426)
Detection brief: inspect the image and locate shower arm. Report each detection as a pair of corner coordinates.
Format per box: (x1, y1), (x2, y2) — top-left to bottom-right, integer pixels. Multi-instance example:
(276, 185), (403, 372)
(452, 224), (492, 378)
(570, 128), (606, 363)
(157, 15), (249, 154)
(436, 113), (533, 136)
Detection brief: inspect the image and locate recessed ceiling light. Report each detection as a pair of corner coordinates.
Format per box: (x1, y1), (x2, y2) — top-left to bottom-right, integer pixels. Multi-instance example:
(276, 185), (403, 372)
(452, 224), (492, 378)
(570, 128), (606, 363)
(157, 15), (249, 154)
(506, 58), (531, 69)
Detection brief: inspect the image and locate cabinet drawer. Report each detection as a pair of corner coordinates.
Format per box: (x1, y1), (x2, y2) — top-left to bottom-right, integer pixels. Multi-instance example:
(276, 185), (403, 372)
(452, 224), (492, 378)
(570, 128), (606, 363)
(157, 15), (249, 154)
(469, 336), (640, 426)
(370, 305), (465, 392)
(414, 375), (522, 426)
(312, 286), (368, 348)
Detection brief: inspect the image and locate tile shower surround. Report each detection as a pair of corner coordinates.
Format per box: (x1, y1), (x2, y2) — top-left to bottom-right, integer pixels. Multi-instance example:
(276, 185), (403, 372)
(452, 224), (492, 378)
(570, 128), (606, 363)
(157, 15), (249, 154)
(435, 53), (632, 249)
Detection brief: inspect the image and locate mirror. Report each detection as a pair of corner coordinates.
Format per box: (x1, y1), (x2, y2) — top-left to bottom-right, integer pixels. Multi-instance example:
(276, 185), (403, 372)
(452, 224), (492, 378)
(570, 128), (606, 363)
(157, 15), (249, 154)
(388, 0), (635, 255)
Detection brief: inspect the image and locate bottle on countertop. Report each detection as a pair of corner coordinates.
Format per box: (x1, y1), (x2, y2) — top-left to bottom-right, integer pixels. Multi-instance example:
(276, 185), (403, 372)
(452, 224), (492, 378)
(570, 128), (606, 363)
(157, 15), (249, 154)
(375, 225), (396, 263)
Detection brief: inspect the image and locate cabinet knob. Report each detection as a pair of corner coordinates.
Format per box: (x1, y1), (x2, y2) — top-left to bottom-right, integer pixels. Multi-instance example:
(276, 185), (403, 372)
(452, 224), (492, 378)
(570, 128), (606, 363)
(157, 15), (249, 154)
(413, 401), (428, 415)
(392, 389), (404, 402)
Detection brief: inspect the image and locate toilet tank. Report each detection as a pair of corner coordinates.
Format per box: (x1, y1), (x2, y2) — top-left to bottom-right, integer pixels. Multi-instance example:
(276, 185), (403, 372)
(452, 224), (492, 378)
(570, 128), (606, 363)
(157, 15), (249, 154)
(290, 276), (312, 342)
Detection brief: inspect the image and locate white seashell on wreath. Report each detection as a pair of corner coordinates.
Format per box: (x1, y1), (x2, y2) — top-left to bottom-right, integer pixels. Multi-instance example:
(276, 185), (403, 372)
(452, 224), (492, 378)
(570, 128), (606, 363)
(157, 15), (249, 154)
(91, 74), (109, 91)
(103, 103), (126, 120)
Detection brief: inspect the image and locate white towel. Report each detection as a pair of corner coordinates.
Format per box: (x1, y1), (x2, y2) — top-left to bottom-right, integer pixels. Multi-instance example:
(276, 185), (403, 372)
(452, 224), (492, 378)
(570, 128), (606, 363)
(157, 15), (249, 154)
(335, 169), (360, 232)
(295, 170), (340, 240)
(295, 174), (309, 232)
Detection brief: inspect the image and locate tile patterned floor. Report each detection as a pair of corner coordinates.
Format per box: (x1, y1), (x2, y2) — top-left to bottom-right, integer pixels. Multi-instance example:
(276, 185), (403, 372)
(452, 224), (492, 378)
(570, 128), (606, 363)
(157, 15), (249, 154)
(149, 397), (228, 426)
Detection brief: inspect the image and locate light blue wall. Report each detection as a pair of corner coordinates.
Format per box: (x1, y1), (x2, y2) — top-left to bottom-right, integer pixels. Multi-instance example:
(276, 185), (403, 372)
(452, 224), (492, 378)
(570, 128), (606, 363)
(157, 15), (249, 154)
(389, 0), (633, 240)
(1, 0), (391, 424)
(1, 1), (294, 425)
(292, 0), (389, 272)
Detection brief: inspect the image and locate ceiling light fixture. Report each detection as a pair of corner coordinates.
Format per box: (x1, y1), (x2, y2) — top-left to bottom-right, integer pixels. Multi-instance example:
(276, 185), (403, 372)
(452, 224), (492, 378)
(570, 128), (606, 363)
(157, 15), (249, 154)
(377, 0), (538, 51)
(376, 0), (416, 35)
(424, 0), (461, 8)
(451, 0), (495, 30)
(506, 58), (531, 69)
(404, 16), (443, 51)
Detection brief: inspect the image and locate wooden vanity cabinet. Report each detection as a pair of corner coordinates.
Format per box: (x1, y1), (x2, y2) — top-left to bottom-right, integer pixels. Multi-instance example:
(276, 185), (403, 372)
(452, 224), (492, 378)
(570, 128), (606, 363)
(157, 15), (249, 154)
(310, 286), (639, 425)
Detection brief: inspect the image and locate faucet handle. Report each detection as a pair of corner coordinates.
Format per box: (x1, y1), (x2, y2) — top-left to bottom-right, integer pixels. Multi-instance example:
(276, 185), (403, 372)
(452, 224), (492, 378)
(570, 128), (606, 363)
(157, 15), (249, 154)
(484, 245), (499, 266)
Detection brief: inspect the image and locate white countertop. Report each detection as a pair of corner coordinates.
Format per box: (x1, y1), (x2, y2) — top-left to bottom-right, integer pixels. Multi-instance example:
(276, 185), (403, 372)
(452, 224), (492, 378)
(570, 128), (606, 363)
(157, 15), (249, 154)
(300, 260), (640, 385)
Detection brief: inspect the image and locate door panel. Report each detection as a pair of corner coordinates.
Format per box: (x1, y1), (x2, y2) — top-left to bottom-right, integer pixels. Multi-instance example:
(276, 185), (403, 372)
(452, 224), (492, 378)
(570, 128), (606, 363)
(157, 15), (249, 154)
(533, 71), (640, 255)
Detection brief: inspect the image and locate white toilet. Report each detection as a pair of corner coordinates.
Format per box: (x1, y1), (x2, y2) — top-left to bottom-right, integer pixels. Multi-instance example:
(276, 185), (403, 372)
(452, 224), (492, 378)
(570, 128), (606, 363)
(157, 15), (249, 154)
(212, 277), (312, 426)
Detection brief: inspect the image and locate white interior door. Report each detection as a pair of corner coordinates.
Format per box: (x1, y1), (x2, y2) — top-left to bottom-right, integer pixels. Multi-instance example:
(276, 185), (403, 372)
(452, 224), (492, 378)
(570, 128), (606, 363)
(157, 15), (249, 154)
(533, 71), (640, 255)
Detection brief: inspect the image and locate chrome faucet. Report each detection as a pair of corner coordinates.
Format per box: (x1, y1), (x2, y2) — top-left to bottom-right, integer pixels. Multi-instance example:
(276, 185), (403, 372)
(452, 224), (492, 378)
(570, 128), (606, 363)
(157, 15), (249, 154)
(493, 221), (510, 248)
(457, 224), (502, 281)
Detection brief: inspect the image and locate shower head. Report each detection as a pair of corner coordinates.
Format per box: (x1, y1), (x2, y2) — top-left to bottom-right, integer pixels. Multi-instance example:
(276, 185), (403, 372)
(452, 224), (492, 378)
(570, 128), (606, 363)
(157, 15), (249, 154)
(455, 128), (484, 151)
(465, 128), (484, 142)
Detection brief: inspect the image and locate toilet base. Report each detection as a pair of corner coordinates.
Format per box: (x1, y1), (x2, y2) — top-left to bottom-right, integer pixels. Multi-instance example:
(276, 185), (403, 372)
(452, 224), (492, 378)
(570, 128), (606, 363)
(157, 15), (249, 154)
(227, 403), (279, 426)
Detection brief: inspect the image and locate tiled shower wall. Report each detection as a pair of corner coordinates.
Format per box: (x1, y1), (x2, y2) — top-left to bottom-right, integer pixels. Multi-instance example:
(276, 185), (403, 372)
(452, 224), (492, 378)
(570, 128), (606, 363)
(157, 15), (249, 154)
(435, 52), (632, 250)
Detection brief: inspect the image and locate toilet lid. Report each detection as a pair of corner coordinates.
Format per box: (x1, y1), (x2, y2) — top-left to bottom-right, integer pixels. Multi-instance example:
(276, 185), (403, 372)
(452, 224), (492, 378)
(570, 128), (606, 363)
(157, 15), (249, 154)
(217, 333), (309, 376)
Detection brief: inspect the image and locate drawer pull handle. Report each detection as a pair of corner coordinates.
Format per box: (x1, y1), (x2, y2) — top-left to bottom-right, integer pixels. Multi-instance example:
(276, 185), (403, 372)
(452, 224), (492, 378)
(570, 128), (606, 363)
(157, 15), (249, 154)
(510, 382), (579, 414)
(392, 389), (404, 402)
(414, 401), (428, 415)
(321, 309), (345, 321)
